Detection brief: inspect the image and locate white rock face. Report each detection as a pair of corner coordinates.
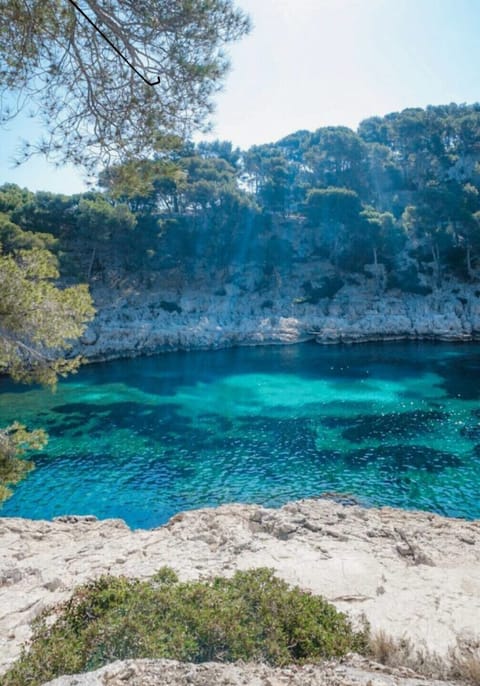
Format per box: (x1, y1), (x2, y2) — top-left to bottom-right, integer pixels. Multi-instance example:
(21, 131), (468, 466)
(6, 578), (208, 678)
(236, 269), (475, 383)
(76, 275), (480, 361)
(1, 500), (479, 676)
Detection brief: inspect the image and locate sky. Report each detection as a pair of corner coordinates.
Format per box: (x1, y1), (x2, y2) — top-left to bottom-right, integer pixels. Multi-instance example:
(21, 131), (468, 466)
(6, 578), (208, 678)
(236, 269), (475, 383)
(1, 0), (479, 194)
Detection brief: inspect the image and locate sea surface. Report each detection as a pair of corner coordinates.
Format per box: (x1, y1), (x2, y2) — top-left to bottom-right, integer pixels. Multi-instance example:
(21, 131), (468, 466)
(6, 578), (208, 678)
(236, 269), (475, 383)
(1, 341), (479, 529)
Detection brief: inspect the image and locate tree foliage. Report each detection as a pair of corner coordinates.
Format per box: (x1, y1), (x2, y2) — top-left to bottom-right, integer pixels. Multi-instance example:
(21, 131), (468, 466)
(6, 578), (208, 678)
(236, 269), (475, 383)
(4, 103), (480, 293)
(0, 422), (46, 502)
(0, 0), (250, 169)
(0, 247), (94, 385)
(0, 240), (94, 502)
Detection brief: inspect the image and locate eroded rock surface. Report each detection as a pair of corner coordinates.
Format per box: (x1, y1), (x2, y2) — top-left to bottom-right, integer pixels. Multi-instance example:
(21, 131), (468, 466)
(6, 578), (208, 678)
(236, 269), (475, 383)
(76, 277), (480, 361)
(1, 500), (480, 675)
(41, 656), (460, 686)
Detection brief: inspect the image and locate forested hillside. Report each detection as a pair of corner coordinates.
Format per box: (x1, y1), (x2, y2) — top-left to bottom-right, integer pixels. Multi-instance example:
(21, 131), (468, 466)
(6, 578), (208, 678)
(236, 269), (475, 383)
(3, 103), (480, 299)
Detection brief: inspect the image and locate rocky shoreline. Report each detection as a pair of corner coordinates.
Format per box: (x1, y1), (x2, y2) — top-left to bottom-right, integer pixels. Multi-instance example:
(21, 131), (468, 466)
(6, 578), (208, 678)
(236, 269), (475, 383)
(1, 499), (479, 680)
(76, 277), (480, 362)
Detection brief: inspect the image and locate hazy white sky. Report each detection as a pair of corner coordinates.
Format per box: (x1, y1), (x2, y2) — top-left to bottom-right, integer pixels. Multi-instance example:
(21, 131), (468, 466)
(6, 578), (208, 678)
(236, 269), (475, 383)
(1, 0), (479, 193)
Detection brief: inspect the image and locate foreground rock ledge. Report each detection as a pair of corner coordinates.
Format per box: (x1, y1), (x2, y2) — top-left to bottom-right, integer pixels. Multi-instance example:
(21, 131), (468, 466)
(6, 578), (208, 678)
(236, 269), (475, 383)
(1, 500), (480, 676)
(41, 656), (460, 686)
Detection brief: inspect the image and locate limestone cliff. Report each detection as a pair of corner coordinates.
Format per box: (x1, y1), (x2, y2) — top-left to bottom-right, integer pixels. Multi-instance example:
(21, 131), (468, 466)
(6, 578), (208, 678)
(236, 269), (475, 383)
(76, 268), (480, 361)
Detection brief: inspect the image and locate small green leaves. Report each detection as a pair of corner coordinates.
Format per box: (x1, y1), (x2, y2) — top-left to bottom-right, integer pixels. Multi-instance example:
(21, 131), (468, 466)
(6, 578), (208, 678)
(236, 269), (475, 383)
(3, 568), (369, 685)
(0, 247), (95, 386)
(0, 242), (94, 500)
(0, 423), (47, 502)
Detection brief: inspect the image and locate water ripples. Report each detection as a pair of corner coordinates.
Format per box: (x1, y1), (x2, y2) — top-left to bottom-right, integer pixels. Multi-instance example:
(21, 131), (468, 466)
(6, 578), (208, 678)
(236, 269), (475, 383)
(1, 341), (480, 527)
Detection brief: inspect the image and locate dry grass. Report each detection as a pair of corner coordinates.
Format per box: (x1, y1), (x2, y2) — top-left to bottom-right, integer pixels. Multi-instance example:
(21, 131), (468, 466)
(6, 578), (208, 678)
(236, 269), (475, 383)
(458, 655), (480, 685)
(368, 630), (447, 679)
(369, 629), (480, 684)
(451, 651), (480, 685)
(369, 630), (401, 666)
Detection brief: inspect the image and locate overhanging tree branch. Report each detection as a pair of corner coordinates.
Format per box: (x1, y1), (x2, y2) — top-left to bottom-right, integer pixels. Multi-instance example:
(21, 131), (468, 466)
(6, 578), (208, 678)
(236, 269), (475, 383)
(0, 1), (250, 169)
(65, 0), (161, 86)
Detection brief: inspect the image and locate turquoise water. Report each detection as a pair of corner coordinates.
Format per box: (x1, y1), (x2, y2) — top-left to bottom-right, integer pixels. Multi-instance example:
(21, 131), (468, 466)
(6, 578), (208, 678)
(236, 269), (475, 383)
(1, 341), (480, 529)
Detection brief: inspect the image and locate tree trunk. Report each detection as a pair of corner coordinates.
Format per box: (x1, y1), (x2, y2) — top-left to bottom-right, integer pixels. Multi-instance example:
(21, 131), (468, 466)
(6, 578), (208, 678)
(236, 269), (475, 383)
(432, 243), (441, 288)
(87, 245), (96, 282)
(467, 243), (475, 280)
(373, 245), (380, 294)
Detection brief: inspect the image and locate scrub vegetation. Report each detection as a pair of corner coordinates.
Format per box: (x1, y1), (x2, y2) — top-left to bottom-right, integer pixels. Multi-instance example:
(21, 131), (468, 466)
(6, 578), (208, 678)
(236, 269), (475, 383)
(2, 568), (369, 686)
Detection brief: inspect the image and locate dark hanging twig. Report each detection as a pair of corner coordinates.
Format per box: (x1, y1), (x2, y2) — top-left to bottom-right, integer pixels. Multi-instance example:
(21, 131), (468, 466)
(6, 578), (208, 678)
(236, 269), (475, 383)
(66, 0), (161, 86)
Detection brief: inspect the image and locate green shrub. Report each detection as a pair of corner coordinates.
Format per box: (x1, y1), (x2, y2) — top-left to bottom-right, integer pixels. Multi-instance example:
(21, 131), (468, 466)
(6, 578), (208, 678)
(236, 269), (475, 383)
(159, 300), (182, 314)
(3, 568), (369, 686)
(387, 266), (432, 295)
(301, 277), (344, 304)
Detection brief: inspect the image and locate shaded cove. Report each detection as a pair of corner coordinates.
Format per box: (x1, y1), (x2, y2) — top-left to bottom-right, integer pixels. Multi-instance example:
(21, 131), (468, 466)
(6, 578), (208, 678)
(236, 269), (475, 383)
(1, 341), (480, 529)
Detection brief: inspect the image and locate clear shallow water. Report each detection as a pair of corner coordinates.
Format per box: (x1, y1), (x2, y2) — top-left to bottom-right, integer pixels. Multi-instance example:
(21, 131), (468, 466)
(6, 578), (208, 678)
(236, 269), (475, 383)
(1, 341), (480, 529)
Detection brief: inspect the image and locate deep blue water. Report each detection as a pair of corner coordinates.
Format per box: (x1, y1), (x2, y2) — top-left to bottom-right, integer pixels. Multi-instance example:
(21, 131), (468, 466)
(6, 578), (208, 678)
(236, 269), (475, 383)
(1, 341), (480, 529)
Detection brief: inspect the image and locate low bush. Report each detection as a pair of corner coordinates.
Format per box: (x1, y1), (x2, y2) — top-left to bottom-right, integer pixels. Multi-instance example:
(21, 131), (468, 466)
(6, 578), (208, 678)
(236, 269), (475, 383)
(3, 568), (369, 686)
(387, 267), (432, 295)
(301, 277), (344, 304)
(159, 300), (182, 314)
